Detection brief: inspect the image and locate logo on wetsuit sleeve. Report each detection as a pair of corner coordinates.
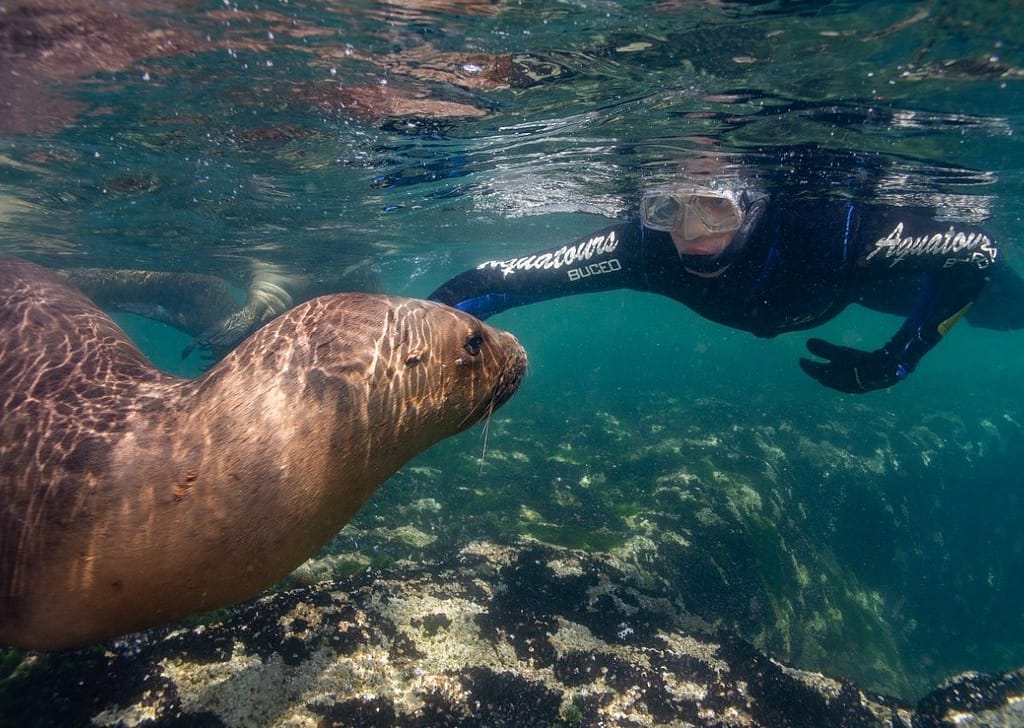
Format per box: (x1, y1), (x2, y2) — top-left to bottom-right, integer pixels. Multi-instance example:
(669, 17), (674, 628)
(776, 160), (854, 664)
(477, 231), (620, 278)
(866, 223), (998, 268)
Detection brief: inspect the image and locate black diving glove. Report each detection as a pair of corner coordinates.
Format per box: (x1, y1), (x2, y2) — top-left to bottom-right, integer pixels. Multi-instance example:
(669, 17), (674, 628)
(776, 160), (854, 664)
(799, 338), (910, 393)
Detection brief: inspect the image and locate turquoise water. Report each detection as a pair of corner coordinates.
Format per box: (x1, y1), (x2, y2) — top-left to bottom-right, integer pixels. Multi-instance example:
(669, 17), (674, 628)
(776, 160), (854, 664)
(3, 0), (1024, 701)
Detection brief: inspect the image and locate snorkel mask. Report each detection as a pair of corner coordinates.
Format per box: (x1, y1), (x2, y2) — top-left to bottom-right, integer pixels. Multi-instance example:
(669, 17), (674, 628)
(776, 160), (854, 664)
(640, 185), (768, 272)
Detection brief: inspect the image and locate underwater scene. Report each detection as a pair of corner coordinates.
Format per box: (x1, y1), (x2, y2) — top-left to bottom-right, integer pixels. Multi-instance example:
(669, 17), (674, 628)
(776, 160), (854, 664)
(2, 0), (1024, 725)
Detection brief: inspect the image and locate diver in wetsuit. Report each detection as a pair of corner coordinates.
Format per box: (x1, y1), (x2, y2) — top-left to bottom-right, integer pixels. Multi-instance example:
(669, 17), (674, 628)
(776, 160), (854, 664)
(429, 183), (1017, 393)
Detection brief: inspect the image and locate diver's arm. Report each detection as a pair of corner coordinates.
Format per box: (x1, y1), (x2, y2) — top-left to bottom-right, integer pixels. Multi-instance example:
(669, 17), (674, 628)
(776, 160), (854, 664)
(428, 222), (647, 319)
(801, 272), (985, 393)
(800, 208), (996, 392)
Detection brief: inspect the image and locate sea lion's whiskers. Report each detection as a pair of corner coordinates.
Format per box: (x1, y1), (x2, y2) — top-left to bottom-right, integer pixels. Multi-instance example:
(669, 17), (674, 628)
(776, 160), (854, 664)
(457, 381), (498, 431)
(477, 399), (496, 468)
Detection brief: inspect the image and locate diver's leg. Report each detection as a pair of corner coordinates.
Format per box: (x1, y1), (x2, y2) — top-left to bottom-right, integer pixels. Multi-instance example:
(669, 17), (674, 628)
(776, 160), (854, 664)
(854, 263), (1024, 331)
(965, 261), (1024, 331)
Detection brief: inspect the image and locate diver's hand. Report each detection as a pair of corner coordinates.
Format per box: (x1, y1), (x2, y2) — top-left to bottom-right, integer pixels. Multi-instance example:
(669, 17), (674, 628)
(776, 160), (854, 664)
(799, 338), (907, 393)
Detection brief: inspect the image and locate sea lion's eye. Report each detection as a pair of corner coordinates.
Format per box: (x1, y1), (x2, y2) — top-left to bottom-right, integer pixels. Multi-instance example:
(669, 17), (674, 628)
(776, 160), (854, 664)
(463, 333), (484, 357)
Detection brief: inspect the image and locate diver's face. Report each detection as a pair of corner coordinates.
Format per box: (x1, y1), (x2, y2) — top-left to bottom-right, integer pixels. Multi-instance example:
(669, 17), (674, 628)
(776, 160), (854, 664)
(641, 190), (741, 260)
(669, 196), (738, 277)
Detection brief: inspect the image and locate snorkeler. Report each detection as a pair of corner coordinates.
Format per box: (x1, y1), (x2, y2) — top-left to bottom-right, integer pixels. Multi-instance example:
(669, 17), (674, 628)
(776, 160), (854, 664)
(428, 179), (1023, 393)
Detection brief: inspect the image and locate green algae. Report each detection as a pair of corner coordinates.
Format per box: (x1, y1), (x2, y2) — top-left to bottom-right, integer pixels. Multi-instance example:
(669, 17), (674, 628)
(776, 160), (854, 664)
(298, 382), (1024, 701)
(0, 648), (22, 682)
(520, 522), (627, 552)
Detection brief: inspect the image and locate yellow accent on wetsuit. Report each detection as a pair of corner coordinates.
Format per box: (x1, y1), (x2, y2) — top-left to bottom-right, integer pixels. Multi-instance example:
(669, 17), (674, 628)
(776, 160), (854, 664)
(937, 302), (972, 337)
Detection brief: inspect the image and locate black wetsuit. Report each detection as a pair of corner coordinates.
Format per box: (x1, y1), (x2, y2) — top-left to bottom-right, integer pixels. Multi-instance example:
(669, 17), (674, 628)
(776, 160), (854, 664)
(429, 198), (1008, 392)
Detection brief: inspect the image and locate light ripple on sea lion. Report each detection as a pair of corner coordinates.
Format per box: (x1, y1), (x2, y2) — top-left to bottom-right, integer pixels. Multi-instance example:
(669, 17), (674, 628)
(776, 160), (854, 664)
(0, 256), (527, 651)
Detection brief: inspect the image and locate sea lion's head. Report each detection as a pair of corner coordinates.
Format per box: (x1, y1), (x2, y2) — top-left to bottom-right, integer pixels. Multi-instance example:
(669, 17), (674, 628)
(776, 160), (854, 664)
(204, 292), (527, 469)
(311, 293), (526, 437)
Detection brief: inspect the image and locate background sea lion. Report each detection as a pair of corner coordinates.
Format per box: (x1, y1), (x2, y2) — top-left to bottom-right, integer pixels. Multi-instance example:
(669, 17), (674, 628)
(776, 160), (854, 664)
(0, 256), (526, 651)
(60, 259), (382, 362)
(57, 267), (242, 343)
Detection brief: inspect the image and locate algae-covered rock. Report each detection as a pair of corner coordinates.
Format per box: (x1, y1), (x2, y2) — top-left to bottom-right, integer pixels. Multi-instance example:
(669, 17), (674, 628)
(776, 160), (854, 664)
(4, 540), (1023, 727)
(2, 540), (915, 727)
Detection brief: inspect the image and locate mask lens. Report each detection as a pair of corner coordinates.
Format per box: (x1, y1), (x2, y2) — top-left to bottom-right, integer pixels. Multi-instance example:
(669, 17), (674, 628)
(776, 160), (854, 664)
(642, 189), (744, 238)
(640, 193), (683, 231)
(682, 195), (742, 240)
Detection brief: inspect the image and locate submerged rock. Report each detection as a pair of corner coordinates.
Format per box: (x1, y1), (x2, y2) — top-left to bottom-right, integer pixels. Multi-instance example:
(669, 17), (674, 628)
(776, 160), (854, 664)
(4, 539), (1018, 727)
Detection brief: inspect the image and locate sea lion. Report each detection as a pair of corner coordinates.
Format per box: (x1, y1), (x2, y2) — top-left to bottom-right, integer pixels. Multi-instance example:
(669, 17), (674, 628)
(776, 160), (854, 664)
(0, 256), (526, 651)
(57, 267), (243, 342)
(60, 259), (382, 361)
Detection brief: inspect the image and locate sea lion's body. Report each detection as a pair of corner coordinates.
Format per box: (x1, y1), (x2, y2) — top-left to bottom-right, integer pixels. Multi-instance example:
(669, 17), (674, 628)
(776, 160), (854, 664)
(0, 257), (526, 650)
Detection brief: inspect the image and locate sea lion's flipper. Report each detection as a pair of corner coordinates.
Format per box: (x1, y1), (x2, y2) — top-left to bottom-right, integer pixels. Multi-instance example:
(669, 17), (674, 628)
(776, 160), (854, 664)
(66, 260), (384, 363)
(60, 268), (242, 338)
(182, 278), (295, 360)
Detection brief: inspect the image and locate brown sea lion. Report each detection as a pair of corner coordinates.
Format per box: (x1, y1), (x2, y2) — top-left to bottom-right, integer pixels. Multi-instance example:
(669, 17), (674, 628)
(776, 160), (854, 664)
(0, 256), (526, 651)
